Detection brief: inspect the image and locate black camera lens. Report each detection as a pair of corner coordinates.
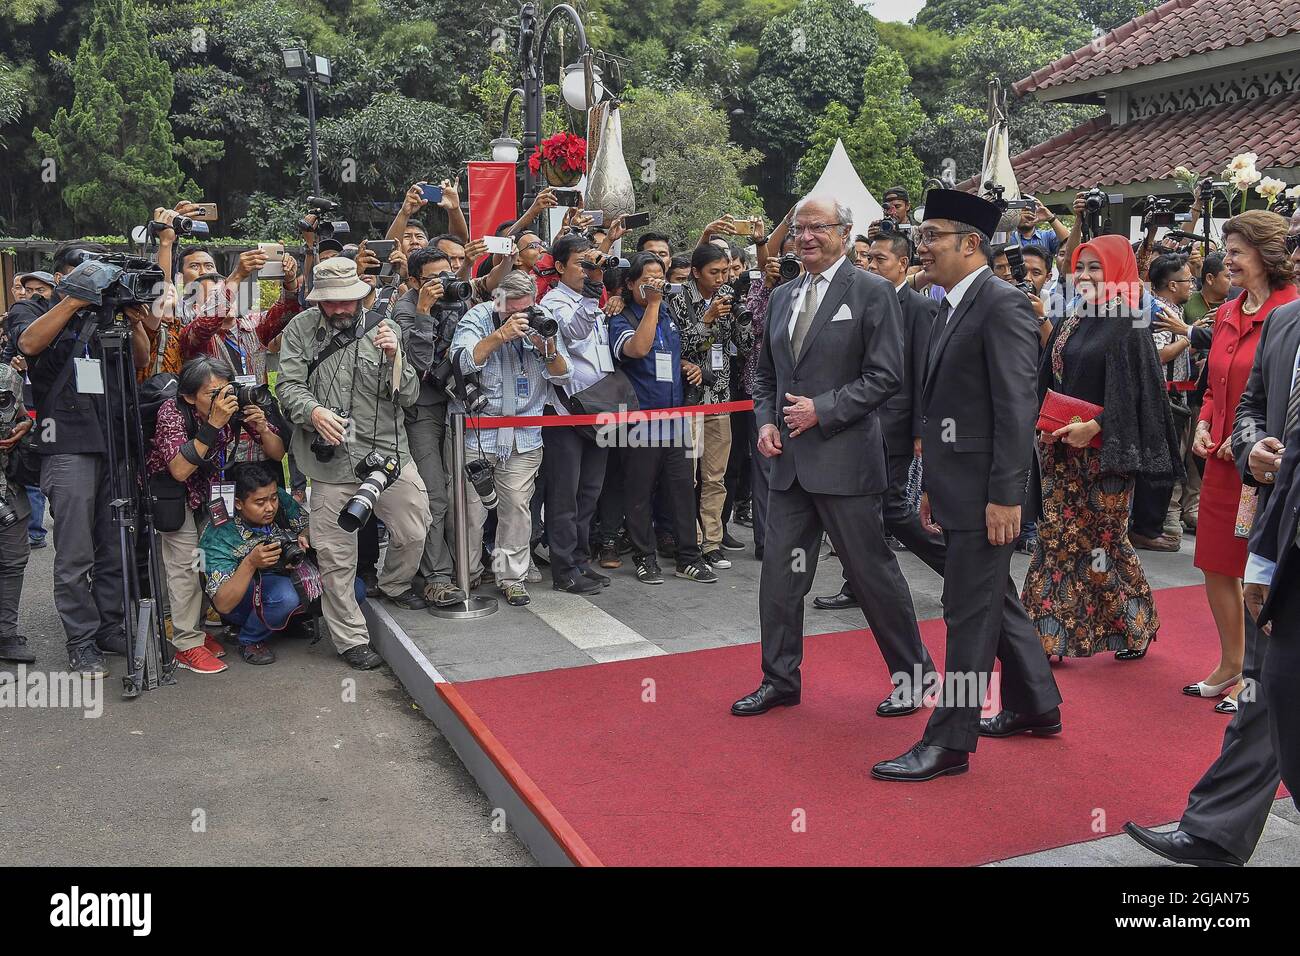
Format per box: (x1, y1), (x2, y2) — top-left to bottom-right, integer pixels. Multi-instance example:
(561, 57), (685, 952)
(338, 453), (399, 532)
(524, 306), (559, 338)
(233, 382), (273, 407)
(436, 273), (473, 302)
(0, 391), (14, 411)
(465, 458), (498, 510)
(0, 497), (17, 530)
(778, 254), (802, 281)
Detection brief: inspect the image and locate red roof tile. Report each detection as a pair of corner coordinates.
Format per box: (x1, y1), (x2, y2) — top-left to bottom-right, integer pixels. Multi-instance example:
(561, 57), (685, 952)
(1013, 0), (1300, 96)
(968, 90), (1300, 194)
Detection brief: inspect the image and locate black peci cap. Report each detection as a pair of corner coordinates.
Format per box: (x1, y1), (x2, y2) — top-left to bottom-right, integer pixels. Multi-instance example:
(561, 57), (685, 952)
(921, 189), (1002, 240)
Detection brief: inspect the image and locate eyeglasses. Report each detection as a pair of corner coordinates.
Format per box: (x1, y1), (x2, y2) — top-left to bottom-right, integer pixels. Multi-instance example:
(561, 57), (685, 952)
(522, 241), (546, 251)
(915, 229), (970, 246)
(790, 222), (844, 237)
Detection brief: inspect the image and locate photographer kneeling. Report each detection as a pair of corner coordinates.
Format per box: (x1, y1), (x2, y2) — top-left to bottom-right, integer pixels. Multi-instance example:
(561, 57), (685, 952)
(201, 463), (347, 663)
(146, 355), (286, 672)
(277, 257), (431, 670)
(450, 270), (572, 607)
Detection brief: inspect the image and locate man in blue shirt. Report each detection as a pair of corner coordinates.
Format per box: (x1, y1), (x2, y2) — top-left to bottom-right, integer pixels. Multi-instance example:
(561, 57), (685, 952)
(450, 270), (571, 606)
(609, 252), (716, 585)
(1008, 198), (1069, 258)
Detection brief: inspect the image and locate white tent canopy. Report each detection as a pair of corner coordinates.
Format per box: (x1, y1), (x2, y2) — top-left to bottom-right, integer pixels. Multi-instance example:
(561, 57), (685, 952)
(804, 139), (883, 237)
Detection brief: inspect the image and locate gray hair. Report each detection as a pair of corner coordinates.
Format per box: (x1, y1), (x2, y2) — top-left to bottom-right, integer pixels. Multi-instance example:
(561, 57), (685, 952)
(177, 354), (237, 397)
(793, 196), (854, 236)
(495, 269), (536, 302)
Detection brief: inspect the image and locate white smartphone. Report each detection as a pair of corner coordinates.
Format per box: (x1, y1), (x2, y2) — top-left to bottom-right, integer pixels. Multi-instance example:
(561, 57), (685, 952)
(484, 235), (514, 256)
(257, 243), (285, 279)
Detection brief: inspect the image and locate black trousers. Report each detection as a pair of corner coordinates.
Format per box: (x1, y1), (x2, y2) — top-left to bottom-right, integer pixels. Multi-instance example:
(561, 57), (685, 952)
(758, 479), (933, 695)
(1180, 611), (1279, 860)
(623, 441), (699, 565)
(595, 447), (625, 544)
(722, 409), (754, 525)
(542, 423), (608, 580)
(749, 414), (771, 550)
(1131, 472), (1174, 538)
(1264, 570), (1300, 812)
(920, 530), (1062, 753)
(357, 516), (379, 576)
(838, 453), (945, 595)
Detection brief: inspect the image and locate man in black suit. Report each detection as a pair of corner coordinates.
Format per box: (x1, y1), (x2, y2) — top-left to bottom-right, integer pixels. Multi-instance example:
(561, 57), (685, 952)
(815, 232), (945, 613)
(1125, 297), (1300, 865)
(872, 190), (1062, 782)
(731, 196), (934, 718)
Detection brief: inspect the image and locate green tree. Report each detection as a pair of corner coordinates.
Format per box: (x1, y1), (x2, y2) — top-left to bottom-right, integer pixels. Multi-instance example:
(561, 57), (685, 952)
(873, 21), (957, 107)
(618, 85), (761, 249)
(796, 46), (925, 199)
(747, 0), (879, 159)
(33, 0), (205, 234)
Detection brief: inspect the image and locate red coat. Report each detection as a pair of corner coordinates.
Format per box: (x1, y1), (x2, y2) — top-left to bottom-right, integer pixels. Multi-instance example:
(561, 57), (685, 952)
(1199, 285), (1299, 445)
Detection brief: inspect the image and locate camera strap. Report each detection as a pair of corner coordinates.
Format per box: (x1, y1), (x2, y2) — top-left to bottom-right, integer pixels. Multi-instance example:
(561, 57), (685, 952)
(307, 310), (387, 378)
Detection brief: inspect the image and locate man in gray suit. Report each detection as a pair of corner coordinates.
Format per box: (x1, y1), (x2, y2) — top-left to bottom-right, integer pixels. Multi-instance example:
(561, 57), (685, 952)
(731, 196), (935, 718)
(1124, 296), (1300, 866)
(872, 190), (1062, 782)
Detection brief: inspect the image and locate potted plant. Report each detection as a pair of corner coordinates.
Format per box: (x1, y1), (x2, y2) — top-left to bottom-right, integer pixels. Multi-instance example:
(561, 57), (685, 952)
(529, 131), (587, 186)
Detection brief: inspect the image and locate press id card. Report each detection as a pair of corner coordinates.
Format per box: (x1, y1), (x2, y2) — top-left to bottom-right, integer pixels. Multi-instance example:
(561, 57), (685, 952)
(710, 344), (725, 371)
(75, 357), (105, 394)
(655, 351), (672, 383)
(516, 374), (530, 400)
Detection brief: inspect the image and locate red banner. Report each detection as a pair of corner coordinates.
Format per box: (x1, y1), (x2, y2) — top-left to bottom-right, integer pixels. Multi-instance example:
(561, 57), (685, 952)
(466, 161), (517, 244)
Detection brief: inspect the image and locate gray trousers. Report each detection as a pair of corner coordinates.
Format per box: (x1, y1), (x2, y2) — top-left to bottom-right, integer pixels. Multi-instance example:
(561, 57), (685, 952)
(406, 401), (454, 584)
(1181, 612), (1280, 860)
(0, 482), (31, 640)
(758, 478), (933, 695)
(39, 453), (126, 651)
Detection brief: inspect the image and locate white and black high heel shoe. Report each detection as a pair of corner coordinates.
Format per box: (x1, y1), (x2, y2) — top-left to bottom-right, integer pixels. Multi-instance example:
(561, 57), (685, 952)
(1182, 674), (1241, 698)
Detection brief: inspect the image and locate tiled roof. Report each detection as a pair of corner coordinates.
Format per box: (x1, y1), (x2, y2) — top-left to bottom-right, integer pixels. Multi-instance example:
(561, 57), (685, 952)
(1013, 0), (1300, 96)
(961, 90), (1300, 194)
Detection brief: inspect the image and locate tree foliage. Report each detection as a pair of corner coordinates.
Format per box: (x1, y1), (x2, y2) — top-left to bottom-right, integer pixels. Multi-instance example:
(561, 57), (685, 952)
(33, 0), (203, 234)
(619, 86), (761, 250)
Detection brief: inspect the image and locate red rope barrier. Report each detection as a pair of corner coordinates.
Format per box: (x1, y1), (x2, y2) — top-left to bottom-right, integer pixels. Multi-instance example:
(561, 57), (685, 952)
(465, 400), (755, 430)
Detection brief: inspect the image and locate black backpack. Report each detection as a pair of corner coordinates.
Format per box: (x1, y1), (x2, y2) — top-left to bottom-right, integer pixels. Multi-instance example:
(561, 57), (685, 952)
(138, 373), (179, 449)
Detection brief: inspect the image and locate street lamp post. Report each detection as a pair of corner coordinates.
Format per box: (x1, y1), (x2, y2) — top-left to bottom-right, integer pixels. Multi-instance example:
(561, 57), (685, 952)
(282, 47), (333, 198)
(514, 2), (601, 214)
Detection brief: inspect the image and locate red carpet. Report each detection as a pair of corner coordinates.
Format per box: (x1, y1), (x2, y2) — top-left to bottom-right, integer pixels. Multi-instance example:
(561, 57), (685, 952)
(455, 585), (1278, 866)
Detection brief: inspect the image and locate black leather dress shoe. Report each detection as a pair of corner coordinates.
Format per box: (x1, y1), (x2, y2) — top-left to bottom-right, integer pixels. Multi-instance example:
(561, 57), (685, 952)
(553, 575), (602, 595)
(979, 706), (1062, 737)
(871, 743), (969, 782)
(731, 682), (800, 716)
(580, 567), (611, 587)
(1122, 823), (1245, 867)
(813, 588), (859, 611)
(875, 695), (920, 717)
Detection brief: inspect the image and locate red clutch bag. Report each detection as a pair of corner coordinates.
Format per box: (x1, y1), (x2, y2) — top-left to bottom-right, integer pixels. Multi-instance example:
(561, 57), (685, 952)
(1036, 389), (1103, 447)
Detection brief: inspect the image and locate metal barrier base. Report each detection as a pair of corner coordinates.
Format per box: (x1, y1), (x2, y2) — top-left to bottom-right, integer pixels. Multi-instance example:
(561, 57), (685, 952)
(428, 595), (499, 619)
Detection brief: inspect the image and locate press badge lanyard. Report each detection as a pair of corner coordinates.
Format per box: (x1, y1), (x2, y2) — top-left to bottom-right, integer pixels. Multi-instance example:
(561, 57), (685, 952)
(210, 448), (235, 522)
(221, 335), (248, 376)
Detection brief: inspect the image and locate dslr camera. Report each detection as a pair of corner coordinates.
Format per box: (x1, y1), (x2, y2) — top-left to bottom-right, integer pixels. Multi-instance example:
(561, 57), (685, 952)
(520, 305), (559, 338)
(220, 380), (275, 410)
(431, 272), (474, 302)
(777, 253), (802, 282)
(1001, 245), (1037, 298)
(717, 283), (752, 325)
(310, 406), (349, 462)
(338, 452), (401, 532)
(266, 534), (309, 573)
(299, 196), (350, 240)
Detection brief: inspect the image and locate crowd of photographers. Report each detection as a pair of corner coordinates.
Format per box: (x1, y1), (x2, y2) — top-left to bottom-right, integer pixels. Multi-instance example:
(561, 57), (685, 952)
(2, 176), (1299, 690)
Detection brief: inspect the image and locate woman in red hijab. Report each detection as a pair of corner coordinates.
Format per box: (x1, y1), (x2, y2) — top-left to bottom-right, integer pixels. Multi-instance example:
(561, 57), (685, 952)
(1022, 235), (1183, 661)
(1185, 211), (1298, 713)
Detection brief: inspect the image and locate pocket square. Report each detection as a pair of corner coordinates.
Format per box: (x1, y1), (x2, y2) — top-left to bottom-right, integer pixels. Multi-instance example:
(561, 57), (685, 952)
(830, 305), (853, 322)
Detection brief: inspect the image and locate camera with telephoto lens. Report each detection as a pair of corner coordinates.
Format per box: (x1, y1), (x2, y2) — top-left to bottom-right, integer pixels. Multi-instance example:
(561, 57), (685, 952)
(464, 458), (498, 510)
(221, 381), (275, 409)
(265, 533), (308, 572)
(521, 305), (559, 338)
(717, 283), (752, 325)
(777, 253), (802, 282)
(338, 452), (401, 532)
(298, 196), (350, 240)
(310, 406), (348, 462)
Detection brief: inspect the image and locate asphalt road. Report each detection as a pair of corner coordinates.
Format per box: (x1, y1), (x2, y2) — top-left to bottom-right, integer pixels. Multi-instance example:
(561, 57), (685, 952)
(0, 529), (533, 867)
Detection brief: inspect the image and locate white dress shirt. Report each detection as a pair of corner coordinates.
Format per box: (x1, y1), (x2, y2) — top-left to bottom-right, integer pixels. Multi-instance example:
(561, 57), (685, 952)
(541, 280), (610, 397)
(941, 264), (990, 317)
(789, 254), (848, 341)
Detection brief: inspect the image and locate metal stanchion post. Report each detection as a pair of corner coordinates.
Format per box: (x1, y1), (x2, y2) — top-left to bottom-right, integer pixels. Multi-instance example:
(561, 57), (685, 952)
(429, 411), (498, 619)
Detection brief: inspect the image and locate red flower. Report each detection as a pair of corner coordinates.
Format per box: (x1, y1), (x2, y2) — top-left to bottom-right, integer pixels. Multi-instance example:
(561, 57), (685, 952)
(529, 131), (588, 176)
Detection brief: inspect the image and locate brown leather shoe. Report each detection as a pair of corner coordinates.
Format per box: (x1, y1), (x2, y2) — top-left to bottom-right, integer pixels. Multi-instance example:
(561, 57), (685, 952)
(1130, 532), (1180, 552)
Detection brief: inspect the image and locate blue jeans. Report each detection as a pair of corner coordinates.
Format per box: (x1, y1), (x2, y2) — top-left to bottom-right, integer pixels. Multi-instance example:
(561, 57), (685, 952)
(224, 573), (365, 645)
(26, 486), (46, 542)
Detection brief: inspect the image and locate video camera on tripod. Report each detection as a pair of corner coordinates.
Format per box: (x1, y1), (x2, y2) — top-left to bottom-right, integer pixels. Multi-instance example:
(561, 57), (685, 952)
(298, 196), (350, 240)
(60, 251), (166, 321)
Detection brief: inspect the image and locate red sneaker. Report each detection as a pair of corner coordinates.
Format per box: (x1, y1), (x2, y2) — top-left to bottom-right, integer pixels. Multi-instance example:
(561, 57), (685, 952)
(203, 633), (227, 658)
(174, 645), (228, 675)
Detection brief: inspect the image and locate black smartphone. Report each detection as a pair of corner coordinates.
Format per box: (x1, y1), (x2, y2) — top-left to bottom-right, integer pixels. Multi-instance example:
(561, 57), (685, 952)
(622, 211), (650, 229)
(553, 189), (582, 207)
(419, 183), (443, 204)
(365, 239), (396, 275)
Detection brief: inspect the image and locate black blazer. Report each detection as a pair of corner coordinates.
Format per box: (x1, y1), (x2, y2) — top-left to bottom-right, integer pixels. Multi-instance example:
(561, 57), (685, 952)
(1251, 422), (1300, 626)
(1233, 299), (1300, 523)
(878, 283), (937, 458)
(919, 268), (1039, 532)
(753, 261), (903, 496)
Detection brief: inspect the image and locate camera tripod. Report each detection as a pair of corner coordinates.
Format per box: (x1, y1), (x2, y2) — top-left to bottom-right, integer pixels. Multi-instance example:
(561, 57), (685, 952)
(95, 309), (176, 697)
